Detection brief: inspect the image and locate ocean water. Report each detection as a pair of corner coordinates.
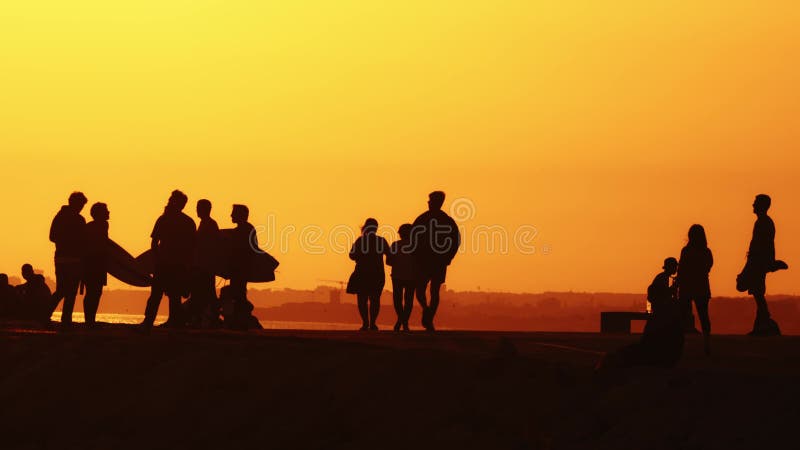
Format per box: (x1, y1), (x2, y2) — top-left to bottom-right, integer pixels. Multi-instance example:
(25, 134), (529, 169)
(50, 312), (359, 331)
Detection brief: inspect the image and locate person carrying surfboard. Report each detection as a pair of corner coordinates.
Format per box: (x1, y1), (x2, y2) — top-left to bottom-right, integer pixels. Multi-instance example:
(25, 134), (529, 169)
(83, 202), (110, 327)
(226, 204), (258, 329)
(47, 191), (88, 327)
(141, 190), (196, 329)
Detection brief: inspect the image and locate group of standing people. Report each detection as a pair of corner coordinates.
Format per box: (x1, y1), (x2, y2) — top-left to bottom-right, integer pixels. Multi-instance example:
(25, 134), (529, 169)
(0, 190), (264, 330)
(346, 191), (461, 332)
(602, 194), (788, 369)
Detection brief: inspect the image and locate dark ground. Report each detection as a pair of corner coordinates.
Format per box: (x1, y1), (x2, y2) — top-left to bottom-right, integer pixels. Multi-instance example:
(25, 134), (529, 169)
(0, 322), (798, 450)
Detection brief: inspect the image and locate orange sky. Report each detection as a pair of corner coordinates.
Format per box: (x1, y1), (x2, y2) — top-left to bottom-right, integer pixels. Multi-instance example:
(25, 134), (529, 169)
(1, 1), (798, 296)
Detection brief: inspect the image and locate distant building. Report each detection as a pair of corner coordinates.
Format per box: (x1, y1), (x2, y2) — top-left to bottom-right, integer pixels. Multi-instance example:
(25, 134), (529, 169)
(329, 289), (341, 305)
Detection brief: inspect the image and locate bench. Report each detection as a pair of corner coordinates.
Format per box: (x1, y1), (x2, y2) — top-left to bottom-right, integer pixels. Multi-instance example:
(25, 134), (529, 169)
(600, 311), (651, 334)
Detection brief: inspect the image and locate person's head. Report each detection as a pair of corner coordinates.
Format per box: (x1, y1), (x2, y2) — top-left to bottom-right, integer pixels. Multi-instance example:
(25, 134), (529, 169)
(687, 224), (707, 248)
(167, 190), (189, 212)
(0, 273), (8, 287)
(21, 264), (35, 281)
(398, 223), (412, 240)
(361, 218), (378, 235)
(90, 202), (109, 221)
(68, 192), (88, 212)
(197, 199), (212, 219)
(231, 204), (249, 224)
(753, 194), (771, 215)
(662, 257), (678, 276)
(427, 191), (445, 211)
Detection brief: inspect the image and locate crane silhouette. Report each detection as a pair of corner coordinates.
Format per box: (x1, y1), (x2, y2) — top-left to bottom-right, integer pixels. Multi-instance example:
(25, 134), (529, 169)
(318, 279), (346, 290)
(317, 279), (345, 304)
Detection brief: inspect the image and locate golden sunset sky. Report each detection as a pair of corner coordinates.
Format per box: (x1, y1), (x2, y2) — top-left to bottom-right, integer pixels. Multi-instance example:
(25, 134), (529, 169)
(1, 1), (797, 295)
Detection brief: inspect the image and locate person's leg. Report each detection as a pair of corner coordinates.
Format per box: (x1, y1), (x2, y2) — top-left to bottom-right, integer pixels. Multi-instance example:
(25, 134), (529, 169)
(425, 265), (447, 331)
(357, 293), (369, 330)
(391, 278), (403, 331)
(60, 273), (80, 325)
(415, 279), (429, 310)
(426, 281), (442, 331)
(752, 293), (771, 334)
(415, 276), (431, 328)
(201, 273), (219, 327)
(750, 273), (771, 334)
(368, 291), (381, 330)
(229, 277), (249, 329)
(47, 263), (67, 321)
(83, 282), (102, 326)
(402, 281), (414, 331)
(695, 298), (711, 336)
(682, 293), (697, 332)
(143, 281), (165, 327)
(167, 294), (183, 326)
(695, 297), (711, 355)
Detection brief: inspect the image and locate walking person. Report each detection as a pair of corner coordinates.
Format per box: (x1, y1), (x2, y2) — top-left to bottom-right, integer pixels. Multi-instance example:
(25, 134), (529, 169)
(83, 202), (110, 327)
(141, 190), (196, 329)
(677, 224), (713, 354)
(347, 218), (389, 331)
(411, 191), (460, 331)
(386, 223), (416, 332)
(48, 191), (88, 327)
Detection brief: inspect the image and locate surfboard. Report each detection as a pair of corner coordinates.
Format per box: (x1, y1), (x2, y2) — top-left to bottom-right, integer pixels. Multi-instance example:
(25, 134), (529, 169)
(107, 239), (152, 287)
(217, 229), (279, 282)
(135, 238), (279, 283)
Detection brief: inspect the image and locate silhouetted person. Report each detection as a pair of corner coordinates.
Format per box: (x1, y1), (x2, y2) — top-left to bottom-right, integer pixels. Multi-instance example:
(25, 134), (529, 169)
(48, 191), (87, 326)
(677, 224), (713, 354)
(227, 204), (257, 329)
(83, 202), (110, 327)
(598, 258), (684, 369)
(142, 190), (196, 329)
(386, 223), (415, 331)
(0, 273), (21, 318)
(412, 191), (460, 331)
(16, 264), (52, 321)
(347, 218), (388, 331)
(219, 285), (262, 331)
(740, 194), (788, 336)
(187, 199), (220, 327)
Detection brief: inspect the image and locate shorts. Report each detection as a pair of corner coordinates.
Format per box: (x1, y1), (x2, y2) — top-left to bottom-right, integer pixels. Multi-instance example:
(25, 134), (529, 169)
(154, 264), (190, 298)
(55, 262), (83, 297)
(418, 264), (447, 285)
(748, 272), (767, 296)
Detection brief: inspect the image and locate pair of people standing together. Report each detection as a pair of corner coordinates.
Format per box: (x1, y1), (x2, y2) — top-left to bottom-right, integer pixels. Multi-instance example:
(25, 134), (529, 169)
(48, 192), (109, 327)
(347, 191), (461, 332)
